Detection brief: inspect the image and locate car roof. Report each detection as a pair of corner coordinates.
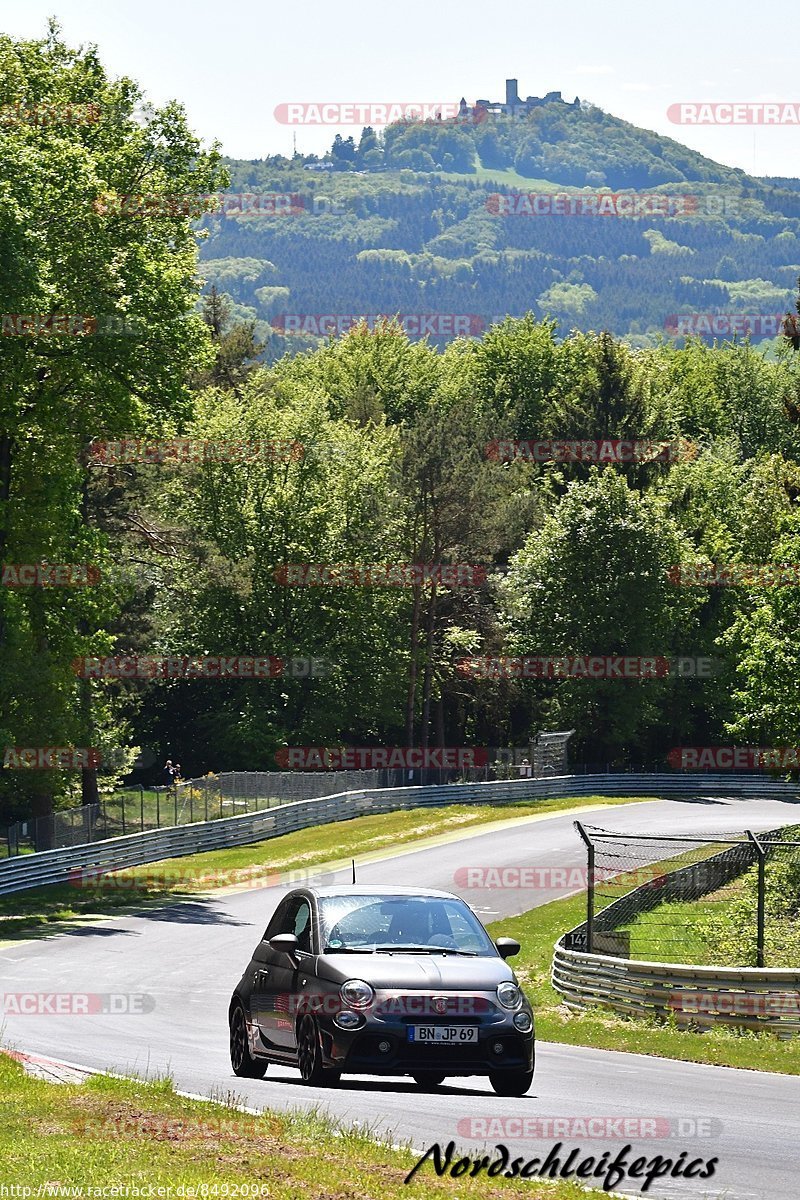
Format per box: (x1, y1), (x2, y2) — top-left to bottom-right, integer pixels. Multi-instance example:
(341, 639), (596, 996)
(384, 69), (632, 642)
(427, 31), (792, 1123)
(294, 885), (460, 900)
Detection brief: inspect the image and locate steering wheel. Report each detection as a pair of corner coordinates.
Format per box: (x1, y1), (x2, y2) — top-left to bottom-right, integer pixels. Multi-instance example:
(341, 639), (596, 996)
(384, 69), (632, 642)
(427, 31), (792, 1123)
(428, 933), (459, 949)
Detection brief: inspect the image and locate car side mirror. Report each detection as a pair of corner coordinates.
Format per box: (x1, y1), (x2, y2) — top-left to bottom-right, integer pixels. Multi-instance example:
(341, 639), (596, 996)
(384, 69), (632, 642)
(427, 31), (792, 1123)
(495, 937), (521, 959)
(269, 932), (301, 964)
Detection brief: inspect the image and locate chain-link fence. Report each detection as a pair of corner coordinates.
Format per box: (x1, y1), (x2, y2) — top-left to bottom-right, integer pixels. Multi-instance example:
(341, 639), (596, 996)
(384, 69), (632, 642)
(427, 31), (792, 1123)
(1, 769), (382, 855)
(1, 743), (579, 855)
(570, 822), (800, 968)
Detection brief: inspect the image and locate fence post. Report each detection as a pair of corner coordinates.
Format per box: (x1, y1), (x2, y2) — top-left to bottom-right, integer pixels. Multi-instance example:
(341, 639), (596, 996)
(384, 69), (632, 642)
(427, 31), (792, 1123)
(574, 821), (594, 953)
(189, 788), (193, 823)
(746, 830), (766, 968)
(174, 786), (178, 827)
(205, 787), (209, 823)
(140, 785), (144, 832)
(121, 792), (126, 836)
(156, 789), (160, 828)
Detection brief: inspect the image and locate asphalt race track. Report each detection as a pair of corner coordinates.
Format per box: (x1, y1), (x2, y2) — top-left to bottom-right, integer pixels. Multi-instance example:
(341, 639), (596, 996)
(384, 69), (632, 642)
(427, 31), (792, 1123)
(2, 796), (800, 1200)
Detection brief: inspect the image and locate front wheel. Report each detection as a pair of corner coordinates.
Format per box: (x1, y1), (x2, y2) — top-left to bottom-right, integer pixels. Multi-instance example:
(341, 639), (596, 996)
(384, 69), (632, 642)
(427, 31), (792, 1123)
(229, 1003), (267, 1079)
(297, 1016), (341, 1087)
(489, 1068), (533, 1097)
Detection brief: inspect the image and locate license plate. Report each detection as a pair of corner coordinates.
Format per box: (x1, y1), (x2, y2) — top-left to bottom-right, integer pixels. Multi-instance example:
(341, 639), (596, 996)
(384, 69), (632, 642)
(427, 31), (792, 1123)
(408, 1025), (478, 1043)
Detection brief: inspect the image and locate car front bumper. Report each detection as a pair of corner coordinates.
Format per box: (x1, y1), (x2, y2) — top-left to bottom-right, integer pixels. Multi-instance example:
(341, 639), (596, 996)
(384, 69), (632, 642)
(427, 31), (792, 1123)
(317, 990), (535, 1076)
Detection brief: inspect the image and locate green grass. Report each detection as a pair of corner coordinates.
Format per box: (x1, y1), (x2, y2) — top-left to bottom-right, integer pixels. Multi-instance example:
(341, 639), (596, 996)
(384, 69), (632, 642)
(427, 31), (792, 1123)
(487, 893), (800, 1075)
(0, 795), (652, 943)
(618, 894), (733, 965)
(0, 1053), (603, 1199)
(438, 166), (561, 190)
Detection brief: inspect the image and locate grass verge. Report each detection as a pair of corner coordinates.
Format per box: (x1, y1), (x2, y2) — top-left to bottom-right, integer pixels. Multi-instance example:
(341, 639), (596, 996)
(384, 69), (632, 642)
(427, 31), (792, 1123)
(487, 894), (800, 1075)
(0, 795), (651, 944)
(0, 1052), (602, 1199)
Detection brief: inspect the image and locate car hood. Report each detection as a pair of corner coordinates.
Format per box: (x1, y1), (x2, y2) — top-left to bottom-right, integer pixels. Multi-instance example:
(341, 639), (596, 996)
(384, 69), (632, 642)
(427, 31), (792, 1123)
(317, 952), (517, 990)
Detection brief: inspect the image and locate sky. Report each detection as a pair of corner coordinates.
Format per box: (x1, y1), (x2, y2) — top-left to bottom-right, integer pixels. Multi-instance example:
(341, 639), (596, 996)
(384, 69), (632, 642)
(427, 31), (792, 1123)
(0, 0), (798, 177)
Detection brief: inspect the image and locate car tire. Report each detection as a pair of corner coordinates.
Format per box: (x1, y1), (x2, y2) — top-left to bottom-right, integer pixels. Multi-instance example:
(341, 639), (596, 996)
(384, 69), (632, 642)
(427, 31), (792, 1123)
(297, 1016), (341, 1087)
(412, 1073), (446, 1089)
(229, 1003), (268, 1079)
(489, 1068), (534, 1097)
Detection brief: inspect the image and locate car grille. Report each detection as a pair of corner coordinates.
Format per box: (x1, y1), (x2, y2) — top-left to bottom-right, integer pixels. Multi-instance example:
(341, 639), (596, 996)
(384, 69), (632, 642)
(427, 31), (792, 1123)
(373, 993), (495, 1019)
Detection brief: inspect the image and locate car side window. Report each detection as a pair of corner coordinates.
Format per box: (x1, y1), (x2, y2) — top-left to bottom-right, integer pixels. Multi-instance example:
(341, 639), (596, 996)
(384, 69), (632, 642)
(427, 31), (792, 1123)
(293, 899), (312, 953)
(263, 898), (291, 942)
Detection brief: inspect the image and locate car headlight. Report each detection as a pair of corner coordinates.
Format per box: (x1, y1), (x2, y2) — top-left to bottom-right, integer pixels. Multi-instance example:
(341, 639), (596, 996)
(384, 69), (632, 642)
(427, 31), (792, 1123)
(340, 979), (375, 1009)
(513, 1010), (533, 1032)
(496, 982), (522, 1010)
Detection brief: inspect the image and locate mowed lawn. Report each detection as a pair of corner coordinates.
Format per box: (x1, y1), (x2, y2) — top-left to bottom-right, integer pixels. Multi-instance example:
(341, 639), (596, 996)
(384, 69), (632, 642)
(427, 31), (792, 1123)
(0, 1053), (603, 1200)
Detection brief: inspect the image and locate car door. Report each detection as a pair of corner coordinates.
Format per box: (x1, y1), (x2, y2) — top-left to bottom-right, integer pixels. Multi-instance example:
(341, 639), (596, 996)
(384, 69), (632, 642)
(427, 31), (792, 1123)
(250, 897), (290, 1051)
(255, 895), (314, 1054)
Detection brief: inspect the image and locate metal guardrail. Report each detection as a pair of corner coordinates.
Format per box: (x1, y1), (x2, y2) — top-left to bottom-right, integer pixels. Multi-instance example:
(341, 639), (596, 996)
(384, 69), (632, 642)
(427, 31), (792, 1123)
(0, 771), (798, 897)
(552, 945), (800, 1036)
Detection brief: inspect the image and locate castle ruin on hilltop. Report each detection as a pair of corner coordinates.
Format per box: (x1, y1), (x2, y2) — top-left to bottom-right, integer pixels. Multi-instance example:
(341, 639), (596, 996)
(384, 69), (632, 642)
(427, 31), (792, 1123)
(459, 79), (580, 120)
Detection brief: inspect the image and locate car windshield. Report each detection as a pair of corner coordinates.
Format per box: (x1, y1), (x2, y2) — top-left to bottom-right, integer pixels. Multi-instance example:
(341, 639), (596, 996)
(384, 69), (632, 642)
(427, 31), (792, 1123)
(319, 895), (496, 955)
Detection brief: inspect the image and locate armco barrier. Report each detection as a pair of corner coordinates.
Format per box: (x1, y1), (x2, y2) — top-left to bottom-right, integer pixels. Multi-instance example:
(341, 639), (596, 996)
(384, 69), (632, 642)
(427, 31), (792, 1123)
(552, 944), (800, 1037)
(1, 772), (798, 897)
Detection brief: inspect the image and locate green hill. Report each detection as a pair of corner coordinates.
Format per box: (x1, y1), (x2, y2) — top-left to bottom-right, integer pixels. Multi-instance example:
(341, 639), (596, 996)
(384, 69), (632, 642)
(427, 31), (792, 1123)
(196, 102), (800, 354)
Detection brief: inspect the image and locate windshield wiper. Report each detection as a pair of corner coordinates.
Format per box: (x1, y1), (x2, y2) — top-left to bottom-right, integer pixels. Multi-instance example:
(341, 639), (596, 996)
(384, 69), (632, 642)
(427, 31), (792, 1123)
(372, 943), (480, 955)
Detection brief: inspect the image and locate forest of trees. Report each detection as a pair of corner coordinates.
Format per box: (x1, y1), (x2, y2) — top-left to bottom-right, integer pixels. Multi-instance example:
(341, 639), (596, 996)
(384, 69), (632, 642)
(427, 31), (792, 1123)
(4, 26), (800, 829)
(198, 153), (800, 353)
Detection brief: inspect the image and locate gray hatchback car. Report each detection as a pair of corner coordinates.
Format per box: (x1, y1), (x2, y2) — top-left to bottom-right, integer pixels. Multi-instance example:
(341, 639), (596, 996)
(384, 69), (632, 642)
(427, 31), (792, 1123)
(229, 885), (535, 1095)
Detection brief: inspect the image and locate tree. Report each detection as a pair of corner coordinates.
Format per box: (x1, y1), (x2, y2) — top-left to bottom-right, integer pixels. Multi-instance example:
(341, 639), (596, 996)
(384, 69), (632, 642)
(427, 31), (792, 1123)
(192, 287), (264, 391)
(0, 23), (225, 830)
(499, 470), (703, 761)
